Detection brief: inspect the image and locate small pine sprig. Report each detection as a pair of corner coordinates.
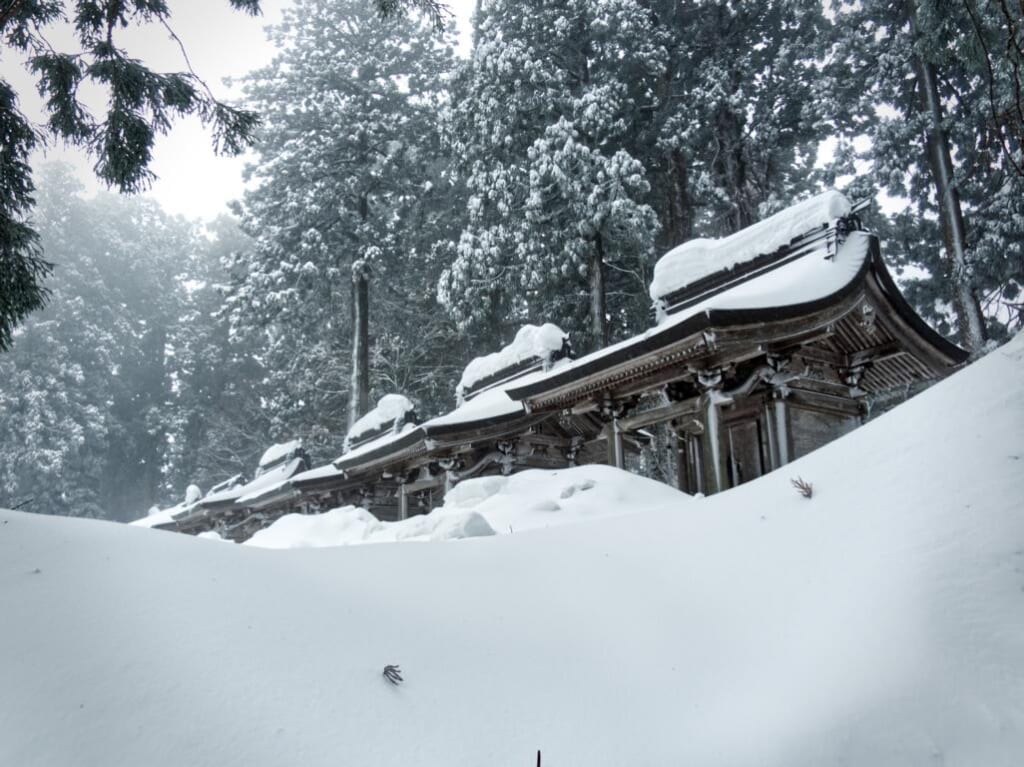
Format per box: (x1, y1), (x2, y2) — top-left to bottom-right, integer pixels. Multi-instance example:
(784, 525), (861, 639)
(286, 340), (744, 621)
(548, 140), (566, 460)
(382, 664), (403, 685)
(791, 477), (813, 498)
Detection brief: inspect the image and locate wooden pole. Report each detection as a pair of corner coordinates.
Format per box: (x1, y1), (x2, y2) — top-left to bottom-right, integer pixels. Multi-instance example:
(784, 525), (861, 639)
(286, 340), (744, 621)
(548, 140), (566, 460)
(590, 235), (609, 352)
(349, 260), (370, 431)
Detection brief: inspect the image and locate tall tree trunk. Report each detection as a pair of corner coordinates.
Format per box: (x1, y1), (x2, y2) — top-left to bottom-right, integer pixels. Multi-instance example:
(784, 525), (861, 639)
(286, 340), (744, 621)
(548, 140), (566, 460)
(590, 235), (608, 351)
(661, 148), (694, 249)
(909, 11), (988, 351)
(471, 0), (483, 50)
(712, 103), (753, 234)
(348, 261), (370, 430)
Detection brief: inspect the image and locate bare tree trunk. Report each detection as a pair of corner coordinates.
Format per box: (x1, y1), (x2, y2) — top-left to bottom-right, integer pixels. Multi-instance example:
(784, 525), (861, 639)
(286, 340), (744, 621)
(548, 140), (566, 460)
(590, 234), (609, 351)
(910, 11), (988, 352)
(348, 261), (370, 430)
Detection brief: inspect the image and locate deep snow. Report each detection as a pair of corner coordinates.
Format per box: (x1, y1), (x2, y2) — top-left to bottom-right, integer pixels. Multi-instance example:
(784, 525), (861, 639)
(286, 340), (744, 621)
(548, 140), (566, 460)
(244, 465), (688, 548)
(2, 334), (1023, 767)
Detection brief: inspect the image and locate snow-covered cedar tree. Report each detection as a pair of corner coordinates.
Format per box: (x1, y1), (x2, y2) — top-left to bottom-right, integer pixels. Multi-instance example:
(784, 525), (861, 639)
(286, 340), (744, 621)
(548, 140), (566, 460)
(0, 165), (194, 520)
(830, 0), (1024, 347)
(0, 0), (261, 352)
(441, 0), (842, 353)
(643, 0), (837, 243)
(162, 216), (275, 497)
(226, 0), (464, 449)
(440, 0), (667, 352)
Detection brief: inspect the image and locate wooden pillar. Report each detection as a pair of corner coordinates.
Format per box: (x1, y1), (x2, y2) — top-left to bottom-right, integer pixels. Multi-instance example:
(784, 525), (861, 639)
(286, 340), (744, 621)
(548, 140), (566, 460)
(397, 483), (408, 521)
(700, 393), (724, 493)
(772, 392), (790, 467)
(696, 369), (726, 494)
(605, 420), (624, 469)
(676, 430), (705, 496)
(348, 260), (370, 431)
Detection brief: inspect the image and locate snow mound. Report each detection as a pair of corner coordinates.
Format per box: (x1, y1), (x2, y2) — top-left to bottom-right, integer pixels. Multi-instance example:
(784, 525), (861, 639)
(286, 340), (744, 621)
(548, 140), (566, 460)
(650, 190), (852, 300)
(439, 464), (689, 533)
(243, 505), (496, 548)
(245, 464), (683, 548)
(346, 394), (415, 446)
(196, 530), (230, 543)
(2, 333), (1023, 766)
(456, 323), (568, 402)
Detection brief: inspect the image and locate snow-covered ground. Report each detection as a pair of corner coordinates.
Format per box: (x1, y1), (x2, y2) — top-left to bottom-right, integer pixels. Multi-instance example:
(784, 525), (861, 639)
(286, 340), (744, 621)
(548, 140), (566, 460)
(244, 465), (688, 548)
(2, 334), (1023, 766)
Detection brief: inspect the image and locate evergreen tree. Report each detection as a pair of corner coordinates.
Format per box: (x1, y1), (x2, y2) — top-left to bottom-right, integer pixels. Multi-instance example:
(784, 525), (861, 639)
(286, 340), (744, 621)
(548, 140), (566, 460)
(441, 0), (665, 351)
(0, 0), (261, 350)
(644, 1), (835, 242)
(0, 165), (194, 519)
(163, 216), (271, 496)
(226, 0), (463, 454)
(831, 0), (1024, 345)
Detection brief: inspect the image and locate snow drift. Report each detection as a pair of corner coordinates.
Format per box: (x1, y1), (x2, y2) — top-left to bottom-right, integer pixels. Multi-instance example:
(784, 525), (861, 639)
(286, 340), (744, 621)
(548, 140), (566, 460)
(243, 465), (688, 548)
(1, 334), (1023, 767)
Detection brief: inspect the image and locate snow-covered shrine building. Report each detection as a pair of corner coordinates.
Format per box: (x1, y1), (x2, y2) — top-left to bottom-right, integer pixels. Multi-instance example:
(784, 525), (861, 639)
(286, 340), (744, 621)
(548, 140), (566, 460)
(507, 191), (966, 495)
(138, 191), (966, 539)
(229, 326), (610, 528)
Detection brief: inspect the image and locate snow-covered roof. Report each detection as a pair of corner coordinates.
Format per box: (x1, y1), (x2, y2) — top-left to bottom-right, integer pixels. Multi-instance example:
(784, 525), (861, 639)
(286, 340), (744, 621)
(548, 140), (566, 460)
(346, 394), (416, 447)
(334, 422), (419, 469)
(456, 324), (569, 404)
(431, 363), (568, 429)
(200, 478), (249, 507)
(235, 457), (308, 505)
(129, 507), (181, 528)
(129, 485), (204, 527)
(649, 190), (853, 301)
(291, 462), (346, 484)
(258, 439), (302, 469)
(333, 364), (571, 472)
(510, 230), (874, 401)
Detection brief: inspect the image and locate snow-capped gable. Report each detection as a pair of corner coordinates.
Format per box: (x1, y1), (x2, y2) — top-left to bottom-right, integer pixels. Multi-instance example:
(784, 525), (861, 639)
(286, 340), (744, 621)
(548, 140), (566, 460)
(456, 324), (570, 405)
(345, 394), (417, 452)
(649, 191), (853, 303)
(258, 440), (302, 470)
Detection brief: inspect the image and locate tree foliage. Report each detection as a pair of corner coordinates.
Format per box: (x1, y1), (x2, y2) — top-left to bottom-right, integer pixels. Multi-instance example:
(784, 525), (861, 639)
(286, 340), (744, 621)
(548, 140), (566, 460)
(831, 0), (1024, 341)
(225, 0), (464, 453)
(0, 0), (262, 350)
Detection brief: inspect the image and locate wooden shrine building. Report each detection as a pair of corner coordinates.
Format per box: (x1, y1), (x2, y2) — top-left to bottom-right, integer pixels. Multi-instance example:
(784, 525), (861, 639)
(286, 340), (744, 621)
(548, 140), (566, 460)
(138, 191), (966, 539)
(506, 191), (967, 494)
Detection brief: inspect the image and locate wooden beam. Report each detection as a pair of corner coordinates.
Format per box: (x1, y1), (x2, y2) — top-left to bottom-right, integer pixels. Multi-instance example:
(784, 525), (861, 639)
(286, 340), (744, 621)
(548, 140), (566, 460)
(844, 340), (903, 368)
(617, 397), (700, 432)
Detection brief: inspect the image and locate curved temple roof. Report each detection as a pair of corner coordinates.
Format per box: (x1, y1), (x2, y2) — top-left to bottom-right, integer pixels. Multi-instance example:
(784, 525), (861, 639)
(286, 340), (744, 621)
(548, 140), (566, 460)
(508, 230), (965, 409)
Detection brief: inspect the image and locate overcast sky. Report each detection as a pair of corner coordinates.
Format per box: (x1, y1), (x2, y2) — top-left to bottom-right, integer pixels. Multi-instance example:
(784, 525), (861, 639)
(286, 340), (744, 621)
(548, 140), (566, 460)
(15, 0), (476, 221)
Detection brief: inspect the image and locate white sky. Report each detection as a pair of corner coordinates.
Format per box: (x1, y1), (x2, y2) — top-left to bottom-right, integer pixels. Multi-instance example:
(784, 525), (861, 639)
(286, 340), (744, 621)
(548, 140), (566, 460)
(14, 0), (476, 221)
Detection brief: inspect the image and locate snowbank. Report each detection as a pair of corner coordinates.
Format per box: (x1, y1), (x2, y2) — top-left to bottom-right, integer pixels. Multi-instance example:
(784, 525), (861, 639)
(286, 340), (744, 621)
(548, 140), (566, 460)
(2, 333), (1022, 766)
(243, 505), (495, 548)
(243, 465), (686, 548)
(456, 323), (568, 402)
(440, 464), (688, 533)
(650, 190), (852, 300)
